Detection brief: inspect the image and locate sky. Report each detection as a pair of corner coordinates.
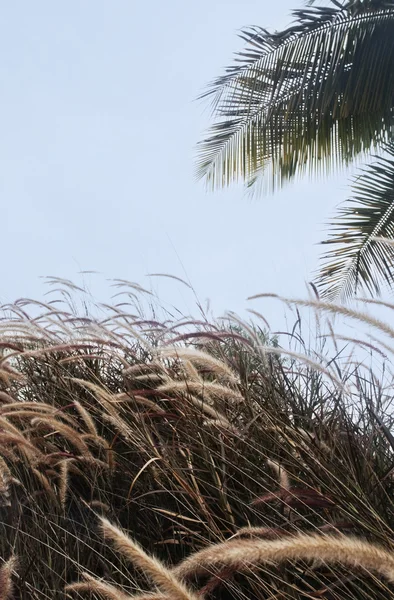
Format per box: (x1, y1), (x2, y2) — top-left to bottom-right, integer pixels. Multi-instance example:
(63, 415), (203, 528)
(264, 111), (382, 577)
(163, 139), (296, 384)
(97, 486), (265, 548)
(0, 1), (363, 331)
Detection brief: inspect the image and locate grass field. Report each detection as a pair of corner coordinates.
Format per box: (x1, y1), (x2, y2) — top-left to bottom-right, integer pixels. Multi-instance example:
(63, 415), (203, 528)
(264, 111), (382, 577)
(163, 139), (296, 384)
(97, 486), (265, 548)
(0, 280), (394, 599)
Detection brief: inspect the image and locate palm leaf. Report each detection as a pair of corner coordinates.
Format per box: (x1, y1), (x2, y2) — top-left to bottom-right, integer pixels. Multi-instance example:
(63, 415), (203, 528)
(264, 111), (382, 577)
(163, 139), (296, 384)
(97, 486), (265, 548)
(198, 0), (394, 191)
(315, 142), (394, 300)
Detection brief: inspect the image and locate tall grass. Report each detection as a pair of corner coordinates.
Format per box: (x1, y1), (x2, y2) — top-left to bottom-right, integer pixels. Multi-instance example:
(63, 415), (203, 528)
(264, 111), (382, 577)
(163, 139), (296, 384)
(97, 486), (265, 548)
(0, 280), (394, 598)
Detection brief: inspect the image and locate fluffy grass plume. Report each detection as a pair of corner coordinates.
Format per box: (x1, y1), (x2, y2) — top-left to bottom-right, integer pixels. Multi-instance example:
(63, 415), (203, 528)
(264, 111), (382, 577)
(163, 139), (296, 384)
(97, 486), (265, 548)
(99, 518), (199, 600)
(174, 533), (394, 583)
(0, 557), (17, 600)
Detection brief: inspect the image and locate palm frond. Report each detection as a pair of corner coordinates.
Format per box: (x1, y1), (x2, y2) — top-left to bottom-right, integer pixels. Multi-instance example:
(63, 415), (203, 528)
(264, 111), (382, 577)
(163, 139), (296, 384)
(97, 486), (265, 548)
(198, 0), (394, 191)
(315, 142), (394, 300)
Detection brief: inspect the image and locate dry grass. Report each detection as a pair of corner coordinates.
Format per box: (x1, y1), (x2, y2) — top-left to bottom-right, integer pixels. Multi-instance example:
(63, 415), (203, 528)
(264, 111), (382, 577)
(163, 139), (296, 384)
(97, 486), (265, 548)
(0, 280), (393, 598)
(69, 526), (394, 599)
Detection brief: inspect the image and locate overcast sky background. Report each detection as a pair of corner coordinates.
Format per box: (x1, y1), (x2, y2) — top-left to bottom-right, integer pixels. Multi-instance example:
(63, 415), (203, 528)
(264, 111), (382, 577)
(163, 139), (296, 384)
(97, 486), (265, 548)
(0, 1), (371, 333)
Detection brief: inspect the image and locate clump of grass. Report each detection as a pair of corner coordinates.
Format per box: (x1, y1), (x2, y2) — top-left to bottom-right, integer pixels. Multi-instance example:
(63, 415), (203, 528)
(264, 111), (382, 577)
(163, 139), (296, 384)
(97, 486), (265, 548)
(68, 518), (394, 599)
(0, 279), (394, 598)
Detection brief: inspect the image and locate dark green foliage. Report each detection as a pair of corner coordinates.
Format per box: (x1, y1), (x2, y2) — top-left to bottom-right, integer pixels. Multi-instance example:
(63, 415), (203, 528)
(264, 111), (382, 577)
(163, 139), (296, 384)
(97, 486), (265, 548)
(317, 142), (394, 299)
(198, 0), (394, 190)
(198, 0), (394, 299)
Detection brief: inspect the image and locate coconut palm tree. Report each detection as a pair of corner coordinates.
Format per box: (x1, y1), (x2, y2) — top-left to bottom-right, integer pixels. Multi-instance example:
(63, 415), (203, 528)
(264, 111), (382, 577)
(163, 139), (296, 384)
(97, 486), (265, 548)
(198, 0), (394, 300)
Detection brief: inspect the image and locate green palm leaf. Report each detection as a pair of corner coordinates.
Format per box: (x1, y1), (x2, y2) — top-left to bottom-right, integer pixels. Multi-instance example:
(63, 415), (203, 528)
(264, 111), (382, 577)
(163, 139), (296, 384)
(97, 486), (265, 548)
(315, 142), (394, 300)
(198, 0), (394, 191)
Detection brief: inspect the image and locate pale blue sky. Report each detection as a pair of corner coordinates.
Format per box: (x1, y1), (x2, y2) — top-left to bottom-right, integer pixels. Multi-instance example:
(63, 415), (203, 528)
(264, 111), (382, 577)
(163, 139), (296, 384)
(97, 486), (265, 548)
(1, 1), (353, 326)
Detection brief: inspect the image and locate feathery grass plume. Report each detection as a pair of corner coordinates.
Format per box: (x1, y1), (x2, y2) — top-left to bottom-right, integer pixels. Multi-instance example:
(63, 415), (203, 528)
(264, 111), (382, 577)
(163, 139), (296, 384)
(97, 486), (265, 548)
(356, 297), (394, 312)
(0, 392), (16, 404)
(18, 342), (99, 358)
(69, 377), (122, 419)
(0, 365), (25, 385)
(30, 416), (92, 458)
(66, 572), (134, 600)
(266, 459), (290, 491)
(0, 458), (12, 507)
(67, 574), (168, 600)
(0, 401), (80, 417)
(132, 374), (166, 385)
(127, 595), (168, 600)
(232, 526), (292, 539)
(157, 347), (239, 382)
(0, 401), (50, 413)
(157, 381), (243, 403)
(101, 413), (140, 446)
(72, 399), (98, 436)
(0, 433), (41, 465)
(203, 418), (242, 437)
(80, 432), (110, 449)
(179, 360), (201, 382)
(115, 393), (167, 414)
(57, 459), (69, 510)
(99, 518), (199, 600)
(124, 361), (168, 378)
(32, 468), (59, 505)
(0, 557), (17, 600)
(174, 533), (394, 584)
(0, 415), (33, 439)
(249, 294), (394, 342)
(0, 408), (79, 430)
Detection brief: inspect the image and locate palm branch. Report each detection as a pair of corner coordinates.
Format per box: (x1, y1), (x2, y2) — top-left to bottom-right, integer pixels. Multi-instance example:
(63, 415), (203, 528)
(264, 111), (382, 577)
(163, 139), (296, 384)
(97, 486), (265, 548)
(198, 0), (394, 191)
(315, 142), (394, 300)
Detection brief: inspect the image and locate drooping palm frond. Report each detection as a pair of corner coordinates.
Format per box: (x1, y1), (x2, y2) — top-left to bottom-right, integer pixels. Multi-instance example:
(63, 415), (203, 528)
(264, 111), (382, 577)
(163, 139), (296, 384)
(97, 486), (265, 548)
(315, 141), (394, 300)
(198, 0), (394, 191)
